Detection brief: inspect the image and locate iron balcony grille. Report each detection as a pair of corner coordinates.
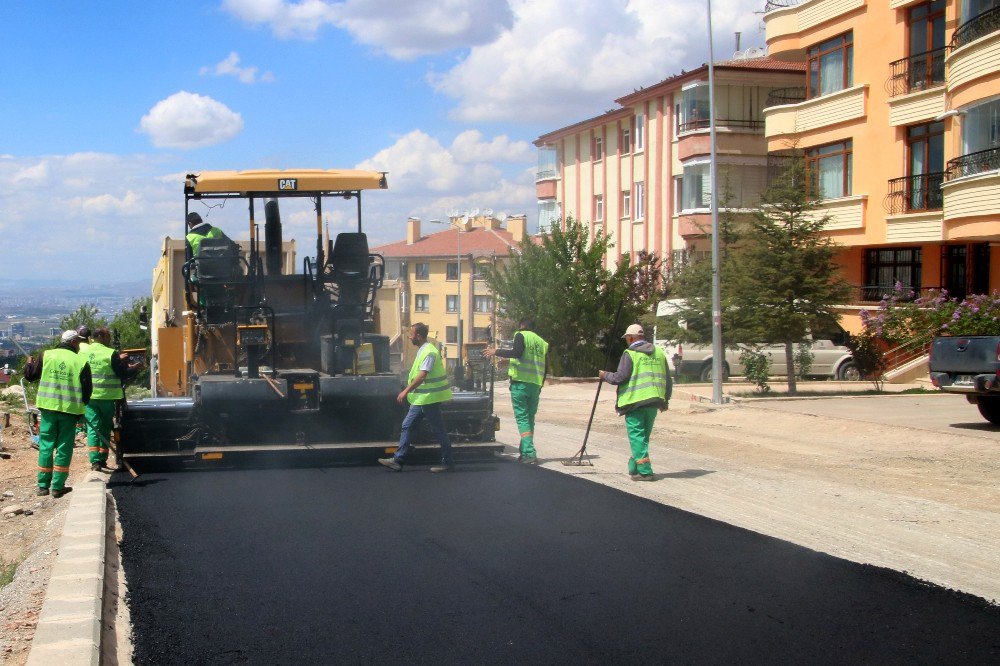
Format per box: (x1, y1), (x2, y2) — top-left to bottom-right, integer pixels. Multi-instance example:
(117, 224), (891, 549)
(677, 118), (764, 133)
(765, 86), (806, 108)
(886, 47), (946, 97)
(764, 0), (805, 11)
(945, 147), (1000, 181)
(884, 172), (945, 214)
(951, 5), (1000, 49)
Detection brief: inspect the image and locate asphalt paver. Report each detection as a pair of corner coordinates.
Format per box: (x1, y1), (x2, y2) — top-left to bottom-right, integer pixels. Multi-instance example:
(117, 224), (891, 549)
(112, 460), (1000, 664)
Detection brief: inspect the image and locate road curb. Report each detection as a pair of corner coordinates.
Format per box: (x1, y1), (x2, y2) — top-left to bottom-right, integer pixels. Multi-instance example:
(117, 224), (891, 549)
(26, 472), (107, 666)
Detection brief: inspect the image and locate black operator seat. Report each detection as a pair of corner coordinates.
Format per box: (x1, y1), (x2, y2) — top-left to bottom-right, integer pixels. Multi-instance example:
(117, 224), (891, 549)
(329, 232), (370, 282)
(194, 238), (242, 284)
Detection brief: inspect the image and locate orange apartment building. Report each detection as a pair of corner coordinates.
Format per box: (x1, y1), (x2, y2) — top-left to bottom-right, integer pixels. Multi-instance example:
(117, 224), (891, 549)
(763, 0), (1000, 330)
(533, 56), (806, 269)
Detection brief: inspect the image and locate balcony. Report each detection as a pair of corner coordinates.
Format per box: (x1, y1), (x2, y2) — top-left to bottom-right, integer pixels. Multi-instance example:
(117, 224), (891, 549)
(945, 147), (1000, 181)
(764, 0), (865, 59)
(886, 47), (946, 97)
(951, 6), (1000, 50)
(677, 118), (764, 134)
(766, 86), (807, 107)
(884, 173), (944, 214)
(764, 84), (867, 138)
(946, 28), (1000, 97)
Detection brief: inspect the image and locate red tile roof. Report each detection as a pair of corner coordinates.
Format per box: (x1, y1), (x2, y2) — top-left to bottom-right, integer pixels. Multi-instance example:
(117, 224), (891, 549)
(372, 226), (520, 259)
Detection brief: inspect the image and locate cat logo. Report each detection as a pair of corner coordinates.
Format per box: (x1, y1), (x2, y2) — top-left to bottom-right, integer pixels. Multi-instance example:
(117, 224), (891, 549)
(278, 179), (298, 191)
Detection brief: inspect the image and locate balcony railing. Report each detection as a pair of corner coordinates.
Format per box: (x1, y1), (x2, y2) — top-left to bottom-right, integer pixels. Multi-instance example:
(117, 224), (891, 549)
(884, 172), (944, 214)
(851, 285), (940, 304)
(951, 5), (1000, 49)
(945, 147), (1000, 181)
(764, 0), (805, 11)
(765, 86), (807, 107)
(677, 118), (765, 133)
(885, 47), (946, 97)
(535, 169), (556, 181)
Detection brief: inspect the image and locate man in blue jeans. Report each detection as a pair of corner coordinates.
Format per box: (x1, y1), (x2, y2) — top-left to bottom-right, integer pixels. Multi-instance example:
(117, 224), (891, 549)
(379, 323), (454, 472)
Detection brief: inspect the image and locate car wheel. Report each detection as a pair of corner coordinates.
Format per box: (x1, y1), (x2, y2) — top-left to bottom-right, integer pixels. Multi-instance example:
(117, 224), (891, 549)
(838, 361), (861, 381)
(977, 396), (1000, 425)
(700, 362), (729, 382)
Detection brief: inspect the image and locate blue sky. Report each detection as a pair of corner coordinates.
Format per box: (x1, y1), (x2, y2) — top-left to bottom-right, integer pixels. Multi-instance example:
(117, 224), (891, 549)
(0, 0), (763, 282)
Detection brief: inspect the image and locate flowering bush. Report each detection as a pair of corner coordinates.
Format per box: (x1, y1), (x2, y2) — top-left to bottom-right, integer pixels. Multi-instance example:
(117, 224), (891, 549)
(859, 284), (1000, 344)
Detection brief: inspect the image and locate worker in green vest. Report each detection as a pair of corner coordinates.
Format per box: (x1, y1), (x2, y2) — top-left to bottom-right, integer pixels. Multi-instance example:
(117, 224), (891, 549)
(76, 325), (92, 356)
(24, 330), (93, 498)
(599, 323), (671, 481)
(379, 322), (454, 473)
(185, 212), (230, 257)
(484, 318), (548, 464)
(82, 327), (136, 472)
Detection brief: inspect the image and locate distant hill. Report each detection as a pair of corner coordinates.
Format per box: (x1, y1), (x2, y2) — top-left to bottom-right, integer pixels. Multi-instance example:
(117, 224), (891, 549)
(0, 279), (149, 299)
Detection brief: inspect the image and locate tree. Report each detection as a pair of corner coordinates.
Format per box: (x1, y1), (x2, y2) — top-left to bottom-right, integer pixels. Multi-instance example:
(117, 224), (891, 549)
(484, 217), (662, 376)
(111, 297), (152, 389)
(60, 304), (108, 340)
(662, 160), (850, 395)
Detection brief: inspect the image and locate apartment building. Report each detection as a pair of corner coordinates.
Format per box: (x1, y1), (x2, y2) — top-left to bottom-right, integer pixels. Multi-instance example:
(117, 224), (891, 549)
(372, 213), (525, 371)
(534, 56), (805, 268)
(764, 0), (1000, 329)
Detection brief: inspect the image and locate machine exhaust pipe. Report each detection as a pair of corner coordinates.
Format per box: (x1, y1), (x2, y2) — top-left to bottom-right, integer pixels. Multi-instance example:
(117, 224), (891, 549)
(264, 198), (283, 275)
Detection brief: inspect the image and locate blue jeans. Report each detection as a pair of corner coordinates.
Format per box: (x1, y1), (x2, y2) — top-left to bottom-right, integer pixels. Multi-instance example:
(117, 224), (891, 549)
(394, 402), (453, 465)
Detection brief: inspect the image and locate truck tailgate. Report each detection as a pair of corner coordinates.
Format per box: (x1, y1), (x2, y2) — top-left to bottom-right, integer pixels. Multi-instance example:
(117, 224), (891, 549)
(929, 336), (1000, 374)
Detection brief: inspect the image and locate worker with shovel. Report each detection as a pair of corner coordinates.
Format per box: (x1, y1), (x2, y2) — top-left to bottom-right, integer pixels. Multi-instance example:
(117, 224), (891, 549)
(484, 318), (548, 464)
(599, 324), (671, 481)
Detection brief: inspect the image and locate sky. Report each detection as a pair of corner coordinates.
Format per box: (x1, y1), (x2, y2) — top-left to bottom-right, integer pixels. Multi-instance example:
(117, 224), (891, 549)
(0, 0), (765, 282)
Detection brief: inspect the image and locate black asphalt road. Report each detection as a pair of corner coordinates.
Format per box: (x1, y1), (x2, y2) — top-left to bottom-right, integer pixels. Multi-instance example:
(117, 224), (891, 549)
(112, 461), (999, 665)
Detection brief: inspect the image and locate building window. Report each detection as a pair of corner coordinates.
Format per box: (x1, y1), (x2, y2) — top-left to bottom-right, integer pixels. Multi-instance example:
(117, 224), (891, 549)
(806, 140), (853, 199)
(807, 32), (853, 98)
(445, 326), (458, 344)
(414, 294), (429, 312)
(906, 1), (946, 92)
(635, 113), (645, 151)
(621, 190), (631, 219)
(537, 200), (559, 234)
(621, 126), (632, 154)
(536, 146), (557, 180)
(681, 163), (710, 210)
(472, 326), (491, 342)
(634, 182), (645, 220)
(906, 121), (945, 211)
(679, 85), (710, 132)
(864, 248), (922, 301)
(594, 194), (604, 222)
(414, 262), (429, 280)
(962, 98), (1000, 156)
(446, 295), (459, 313)
(446, 262), (459, 280)
(593, 135), (604, 161)
(473, 295), (493, 313)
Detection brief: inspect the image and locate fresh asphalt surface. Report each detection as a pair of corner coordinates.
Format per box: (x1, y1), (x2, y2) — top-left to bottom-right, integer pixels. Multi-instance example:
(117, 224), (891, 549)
(112, 459), (1000, 665)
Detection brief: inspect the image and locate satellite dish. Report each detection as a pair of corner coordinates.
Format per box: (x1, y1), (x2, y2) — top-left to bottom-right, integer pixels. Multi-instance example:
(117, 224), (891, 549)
(448, 209), (460, 217)
(498, 212), (508, 222)
(484, 208), (494, 217)
(471, 208), (480, 217)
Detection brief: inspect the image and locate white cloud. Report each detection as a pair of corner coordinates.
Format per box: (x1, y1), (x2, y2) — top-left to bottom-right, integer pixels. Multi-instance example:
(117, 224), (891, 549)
(200, 51), (275, 83)
(138, 91), (244, 149)
(222, 0), (512, 57)
(431, 0), (765, 123)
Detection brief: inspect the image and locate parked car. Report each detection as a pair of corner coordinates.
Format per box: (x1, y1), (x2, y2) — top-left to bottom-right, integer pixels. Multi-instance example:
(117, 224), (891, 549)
(670, 329), (859, 382)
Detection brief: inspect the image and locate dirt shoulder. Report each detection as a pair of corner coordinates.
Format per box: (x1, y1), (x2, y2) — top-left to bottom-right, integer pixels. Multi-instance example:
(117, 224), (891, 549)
(496, 380), (1000, 605)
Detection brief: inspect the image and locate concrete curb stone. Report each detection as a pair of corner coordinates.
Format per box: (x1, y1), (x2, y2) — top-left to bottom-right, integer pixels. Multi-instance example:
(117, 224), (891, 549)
(26, 472), (107, 666)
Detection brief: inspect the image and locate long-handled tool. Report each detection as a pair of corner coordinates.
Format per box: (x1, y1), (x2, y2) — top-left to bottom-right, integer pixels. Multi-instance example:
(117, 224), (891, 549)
(20, 379), (40, 450)
(562, 378), (601, 466)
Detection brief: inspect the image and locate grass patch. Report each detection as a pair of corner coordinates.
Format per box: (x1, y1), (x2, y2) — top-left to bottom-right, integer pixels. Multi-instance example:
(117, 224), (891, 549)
(0, 558), (18, 590)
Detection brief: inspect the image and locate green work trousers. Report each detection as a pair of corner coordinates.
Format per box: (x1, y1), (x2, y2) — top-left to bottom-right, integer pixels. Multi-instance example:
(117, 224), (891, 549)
(510, 380), (541, 458)
(38, 409), (78, 491)
(624, 406), (657, 477)
(85, 399), (116, 465)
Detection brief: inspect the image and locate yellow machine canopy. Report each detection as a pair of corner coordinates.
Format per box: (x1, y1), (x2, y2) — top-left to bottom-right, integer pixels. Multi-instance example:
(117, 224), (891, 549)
(185, 169), (388, 196)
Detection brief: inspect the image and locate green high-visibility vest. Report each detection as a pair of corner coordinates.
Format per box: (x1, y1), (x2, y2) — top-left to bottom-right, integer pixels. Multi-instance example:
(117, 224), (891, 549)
(616, 347), (669, 409)
(408, 343), (453, 405)
(186, 225), (224, 256)
(85, 342), (123, 401)
(78, 341), (90, 356)
(508, 330), (548, 386)
(36, 348), (88, 415)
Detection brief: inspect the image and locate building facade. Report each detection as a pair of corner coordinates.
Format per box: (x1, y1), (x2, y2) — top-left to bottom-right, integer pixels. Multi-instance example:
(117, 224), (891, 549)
(764, 0), (1000, 329)
(372, 214), (525, 371)
(534, 56), (806, 269)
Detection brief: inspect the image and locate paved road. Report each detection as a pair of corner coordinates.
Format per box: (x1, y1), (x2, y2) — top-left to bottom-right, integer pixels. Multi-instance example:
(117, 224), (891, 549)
(744, 392), (1000, 439)
(112, 461), (999, 664)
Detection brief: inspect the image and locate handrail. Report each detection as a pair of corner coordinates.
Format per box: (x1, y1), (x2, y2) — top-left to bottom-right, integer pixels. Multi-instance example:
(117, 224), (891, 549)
(885, 46), (946, 97)
(882, 330), (935, 373)
(764, 0), (805, 11)
(951, 5), (1000, 49)
(765, 86), (806, 107)
(850, 285), (942, 304)
(883, 172), (944, 214)
(945, 146), (1000, 181)
(677, 118), (764, 133)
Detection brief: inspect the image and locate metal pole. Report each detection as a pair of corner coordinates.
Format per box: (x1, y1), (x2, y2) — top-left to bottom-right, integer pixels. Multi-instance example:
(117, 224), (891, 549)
(707, 0), (724, 404)
(457, 225), (463, 367)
